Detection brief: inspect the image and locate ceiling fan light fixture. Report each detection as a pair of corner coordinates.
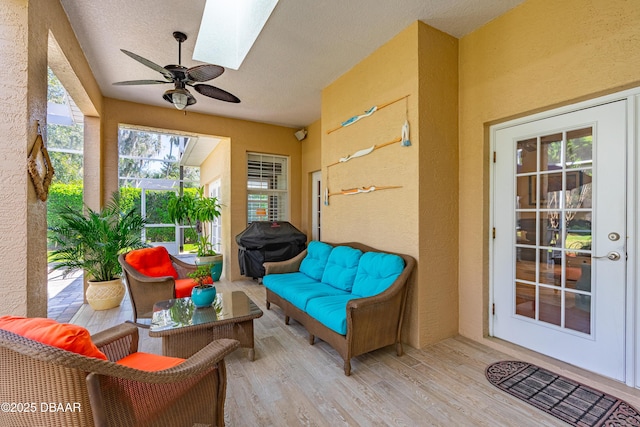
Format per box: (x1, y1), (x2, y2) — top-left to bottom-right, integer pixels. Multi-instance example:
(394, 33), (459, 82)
(163, 87), (196, 110)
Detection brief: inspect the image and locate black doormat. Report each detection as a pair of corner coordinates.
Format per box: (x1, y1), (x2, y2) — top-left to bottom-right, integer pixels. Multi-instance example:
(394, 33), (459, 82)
(486, 361), (640, 426)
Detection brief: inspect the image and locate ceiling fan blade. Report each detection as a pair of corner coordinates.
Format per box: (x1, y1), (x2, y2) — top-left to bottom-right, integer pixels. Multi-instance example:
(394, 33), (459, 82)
(120, 49), (174, 79)
(113, 79), (170, 86)
(186, 64), (225, 82)
(194, 84), (241, 103)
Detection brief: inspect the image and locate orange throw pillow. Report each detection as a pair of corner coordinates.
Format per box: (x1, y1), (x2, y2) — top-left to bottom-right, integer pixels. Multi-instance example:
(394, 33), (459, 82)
(125, 246), (178, 279)
(0, 316), (107, 360)
(116, 352), (185, 371)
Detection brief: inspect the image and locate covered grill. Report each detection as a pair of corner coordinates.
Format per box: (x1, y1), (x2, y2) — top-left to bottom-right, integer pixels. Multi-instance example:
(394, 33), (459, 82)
(236, 221), (307, 279)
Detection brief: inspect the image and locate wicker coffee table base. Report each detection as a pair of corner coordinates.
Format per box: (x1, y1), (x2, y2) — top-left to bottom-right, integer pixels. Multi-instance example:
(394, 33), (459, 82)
(159, 319), (257, 360)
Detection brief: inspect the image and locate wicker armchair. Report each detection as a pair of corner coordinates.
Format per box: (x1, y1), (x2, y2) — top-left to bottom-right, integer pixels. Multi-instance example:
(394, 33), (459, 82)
(119, 249), (199, 325)
(0, 322), (238, 427)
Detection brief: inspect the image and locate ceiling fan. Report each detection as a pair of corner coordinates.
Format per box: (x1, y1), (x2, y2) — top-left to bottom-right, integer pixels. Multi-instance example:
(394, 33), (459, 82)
(113, 31), (240, 110)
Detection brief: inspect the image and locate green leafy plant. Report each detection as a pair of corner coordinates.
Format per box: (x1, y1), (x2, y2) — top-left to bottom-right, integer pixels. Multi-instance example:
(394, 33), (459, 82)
(48, 193), (147, 282)
(188, 264), (213, 287)
(167, 187), (221, 257)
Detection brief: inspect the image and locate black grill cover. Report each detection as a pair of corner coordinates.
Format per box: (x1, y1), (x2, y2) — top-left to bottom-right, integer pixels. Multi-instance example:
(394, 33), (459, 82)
(236, 221), (307, 278)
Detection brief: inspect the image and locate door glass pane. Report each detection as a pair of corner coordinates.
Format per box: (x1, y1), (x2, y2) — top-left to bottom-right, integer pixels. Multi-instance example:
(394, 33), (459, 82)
(566, 128), (593, 168)
(516, 176), (535, 208)
(539, 249), (561, 287)
(512, 127), (594, 335)
(515, 282), (535, 319)
(515, 248), (536, 282)
(516, 211), (536, 245)
(540, 172), (563, 209)
(517, 138), (537, 174)
(540, 211), (561, 247)
(565, 212), (592, 251)
(566, 171), (592, 209)
(566, 256), (591, 290)
(566, 291), (591, 334)
(538, 287), (561, 326)
(540, 133), (562, 172)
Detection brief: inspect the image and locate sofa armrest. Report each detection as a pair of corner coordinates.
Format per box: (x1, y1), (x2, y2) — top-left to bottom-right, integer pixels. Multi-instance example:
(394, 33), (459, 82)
(91, 322), (139, 361)
(264, 249), (308, 275)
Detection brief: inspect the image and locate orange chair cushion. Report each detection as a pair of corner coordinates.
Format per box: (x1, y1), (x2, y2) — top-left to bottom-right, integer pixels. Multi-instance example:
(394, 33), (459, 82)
(0, 316), (107, 360)
(174, 277), (213, 298)
(125, 246), (179, 279)
(116, 352), (185, 371)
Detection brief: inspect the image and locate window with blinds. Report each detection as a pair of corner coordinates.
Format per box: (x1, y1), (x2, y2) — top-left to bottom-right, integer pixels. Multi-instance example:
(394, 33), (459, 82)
(247, 153), (288, 223)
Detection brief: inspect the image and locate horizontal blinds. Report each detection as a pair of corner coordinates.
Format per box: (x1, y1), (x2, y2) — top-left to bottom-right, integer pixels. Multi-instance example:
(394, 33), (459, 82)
(247, 153), (288, 223)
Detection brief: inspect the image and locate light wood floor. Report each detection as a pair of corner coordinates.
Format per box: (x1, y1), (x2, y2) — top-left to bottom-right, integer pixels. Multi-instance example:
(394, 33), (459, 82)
(72, 279), (570, 426)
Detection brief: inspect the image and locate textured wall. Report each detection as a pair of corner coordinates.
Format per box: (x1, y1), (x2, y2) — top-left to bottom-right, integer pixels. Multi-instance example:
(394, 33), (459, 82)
(200, 138), (231, 278)
(0, 0), (32, 316)
(458, 0), (640, 340)
(416, 23), (459, 345)
(300, 119), (321, 239)
(102, 98), (301, 281)
(321, 22), (458, 347)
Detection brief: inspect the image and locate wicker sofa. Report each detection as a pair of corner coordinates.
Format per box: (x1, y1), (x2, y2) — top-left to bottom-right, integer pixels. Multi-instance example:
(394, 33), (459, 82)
(263, 241), (415, 375)
(0, 319), (238, 426)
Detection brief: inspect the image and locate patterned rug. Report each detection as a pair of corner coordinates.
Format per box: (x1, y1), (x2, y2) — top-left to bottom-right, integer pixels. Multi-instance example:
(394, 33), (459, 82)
(486, 361), (640, 426)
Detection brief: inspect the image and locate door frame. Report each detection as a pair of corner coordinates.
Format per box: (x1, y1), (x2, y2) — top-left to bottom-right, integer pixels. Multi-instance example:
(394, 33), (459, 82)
(489, 87), (640, 387)
(311, 170), (322, 241)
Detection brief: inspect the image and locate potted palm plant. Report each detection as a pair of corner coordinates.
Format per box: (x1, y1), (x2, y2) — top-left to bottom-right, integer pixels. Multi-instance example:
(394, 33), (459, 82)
(48, 193), (147, 310)
(167, 187), (223, 280)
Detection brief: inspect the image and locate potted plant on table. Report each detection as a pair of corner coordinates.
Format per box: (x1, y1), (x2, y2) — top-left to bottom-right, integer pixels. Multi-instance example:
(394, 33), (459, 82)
(167, 187), (223, 280)
(187, 264), (217, 308)
(48, 193), (147, 310)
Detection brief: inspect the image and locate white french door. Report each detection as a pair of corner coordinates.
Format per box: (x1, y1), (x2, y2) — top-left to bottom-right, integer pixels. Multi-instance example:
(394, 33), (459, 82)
(492, 100), (627, 381)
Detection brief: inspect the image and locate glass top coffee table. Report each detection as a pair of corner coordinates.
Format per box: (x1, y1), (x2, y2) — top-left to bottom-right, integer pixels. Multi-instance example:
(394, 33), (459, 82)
(149, 290), (263, 360)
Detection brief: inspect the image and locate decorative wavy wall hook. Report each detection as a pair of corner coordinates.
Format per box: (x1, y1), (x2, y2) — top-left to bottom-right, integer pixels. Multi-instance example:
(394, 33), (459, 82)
(328, 185), (402, 198)
(326, 94), (409, 134)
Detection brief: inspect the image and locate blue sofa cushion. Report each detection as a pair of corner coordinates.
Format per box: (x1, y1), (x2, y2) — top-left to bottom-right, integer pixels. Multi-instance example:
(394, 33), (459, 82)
(320, 246), (363, 292)
(305, 294), (360, 335)
(278, 283), (348, 312)
(263, 272), (318, 296)
(299, 241), (333, 281)
(351, 252), (405, 298)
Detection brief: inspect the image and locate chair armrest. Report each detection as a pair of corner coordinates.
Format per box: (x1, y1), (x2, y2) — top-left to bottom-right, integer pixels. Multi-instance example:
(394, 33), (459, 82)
(264, 249), (307, 275)
(91, 322), (139, 361)
(170, 255), (198, 278)
(86, 338), (240, 427)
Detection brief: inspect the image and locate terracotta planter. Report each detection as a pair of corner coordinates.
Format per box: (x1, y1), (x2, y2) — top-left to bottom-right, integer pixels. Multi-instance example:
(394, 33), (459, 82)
(86, 278), (125, 310)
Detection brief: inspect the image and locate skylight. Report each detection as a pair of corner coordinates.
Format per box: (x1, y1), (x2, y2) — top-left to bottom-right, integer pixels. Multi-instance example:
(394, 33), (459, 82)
(193, 0), (279, 70)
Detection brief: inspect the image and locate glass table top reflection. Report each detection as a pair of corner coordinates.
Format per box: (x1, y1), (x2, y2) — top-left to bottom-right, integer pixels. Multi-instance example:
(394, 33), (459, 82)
(150, 290), (262, 333)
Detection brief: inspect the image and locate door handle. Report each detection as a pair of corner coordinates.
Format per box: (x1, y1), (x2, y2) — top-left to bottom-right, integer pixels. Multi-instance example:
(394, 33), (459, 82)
(592, 251), (621, 261)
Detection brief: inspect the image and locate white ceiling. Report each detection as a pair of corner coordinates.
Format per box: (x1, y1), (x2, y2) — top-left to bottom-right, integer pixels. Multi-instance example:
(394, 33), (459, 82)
(59, 0), (525, 129)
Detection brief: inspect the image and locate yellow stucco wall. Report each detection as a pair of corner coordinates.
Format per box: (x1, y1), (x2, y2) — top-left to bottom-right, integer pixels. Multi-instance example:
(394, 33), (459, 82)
(101, 98), (302, 281)
(458, 0), (640, 341)
(416, 23), (459, 346)
(321, 22), (458, 347)
(0, 0), (100, 316)
(300, 119), (321, 239)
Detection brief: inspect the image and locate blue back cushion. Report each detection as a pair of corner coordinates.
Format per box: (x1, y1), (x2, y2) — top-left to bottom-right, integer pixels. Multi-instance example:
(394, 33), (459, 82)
(320, 246), (363, 292)
(351, 252), (405, 297)
(299, 241), (333, 281)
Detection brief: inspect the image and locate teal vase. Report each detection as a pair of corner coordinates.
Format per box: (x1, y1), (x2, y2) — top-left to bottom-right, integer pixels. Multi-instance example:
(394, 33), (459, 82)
(191, 285), (217, 308)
